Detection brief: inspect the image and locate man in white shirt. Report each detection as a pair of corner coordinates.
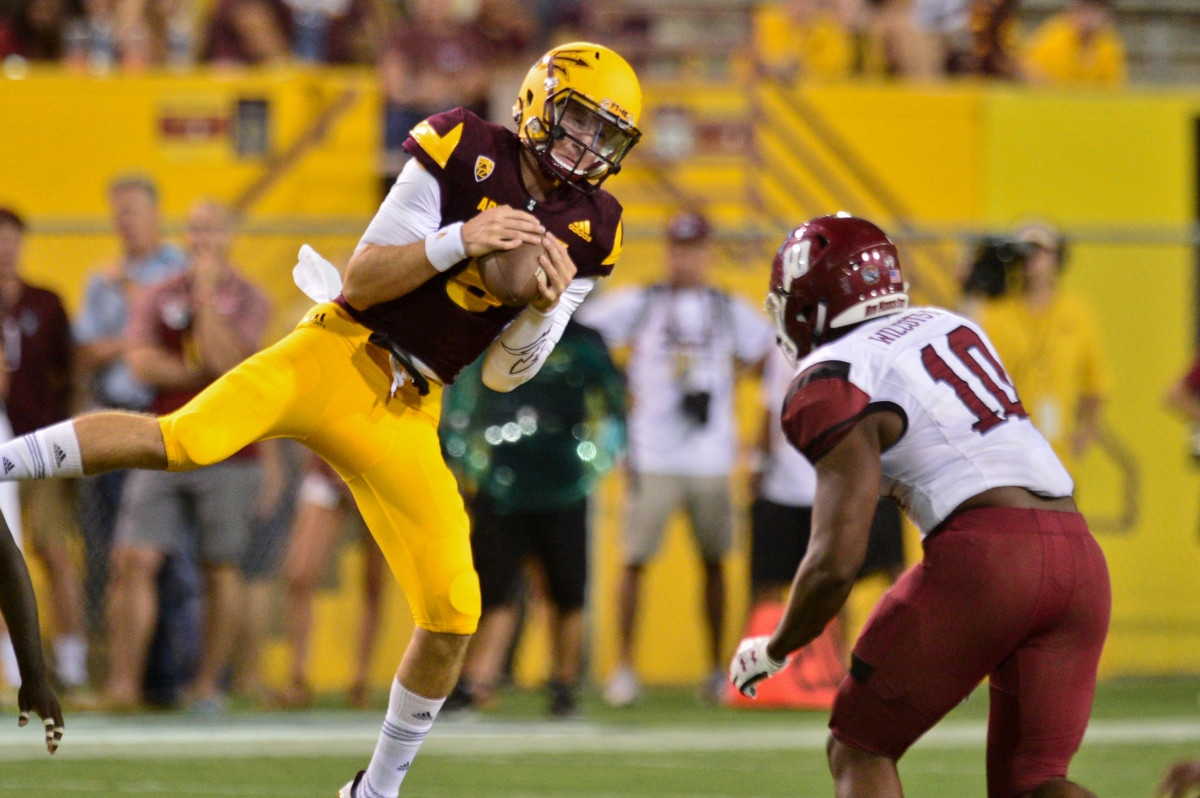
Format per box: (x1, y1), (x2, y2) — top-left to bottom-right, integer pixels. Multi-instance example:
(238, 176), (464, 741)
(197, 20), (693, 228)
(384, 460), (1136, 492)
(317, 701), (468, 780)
(578, 211), (776, 705)
(749, 347), (905, 611)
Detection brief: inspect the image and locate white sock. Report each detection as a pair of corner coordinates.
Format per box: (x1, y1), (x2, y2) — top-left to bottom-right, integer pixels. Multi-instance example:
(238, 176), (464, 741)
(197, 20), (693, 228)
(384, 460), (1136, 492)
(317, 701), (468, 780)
(53, 634), (88, 688)
(0, 421), (84, 480)
(0, 635), (19, 687)
(361, 679), (444, 798)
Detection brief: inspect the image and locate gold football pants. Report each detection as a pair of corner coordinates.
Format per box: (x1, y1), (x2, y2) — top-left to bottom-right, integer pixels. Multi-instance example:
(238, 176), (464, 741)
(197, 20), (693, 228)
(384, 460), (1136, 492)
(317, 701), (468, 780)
(157, 302), (480, 634)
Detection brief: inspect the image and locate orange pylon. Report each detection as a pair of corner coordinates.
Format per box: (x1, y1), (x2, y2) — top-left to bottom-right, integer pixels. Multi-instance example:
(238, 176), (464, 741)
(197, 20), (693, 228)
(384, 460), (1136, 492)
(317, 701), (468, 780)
(724, 601), (845, 710)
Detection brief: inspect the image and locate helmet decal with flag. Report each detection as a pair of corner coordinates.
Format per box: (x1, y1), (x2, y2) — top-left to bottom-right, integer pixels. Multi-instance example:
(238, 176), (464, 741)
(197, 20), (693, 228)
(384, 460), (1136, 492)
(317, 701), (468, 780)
(765, 215), (909, 366)
(512, 42), (643, 193)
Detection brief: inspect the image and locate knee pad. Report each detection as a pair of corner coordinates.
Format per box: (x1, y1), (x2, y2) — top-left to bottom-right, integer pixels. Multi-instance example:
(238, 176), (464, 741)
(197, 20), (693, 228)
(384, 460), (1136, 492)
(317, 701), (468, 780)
(413, 566), (481, 635)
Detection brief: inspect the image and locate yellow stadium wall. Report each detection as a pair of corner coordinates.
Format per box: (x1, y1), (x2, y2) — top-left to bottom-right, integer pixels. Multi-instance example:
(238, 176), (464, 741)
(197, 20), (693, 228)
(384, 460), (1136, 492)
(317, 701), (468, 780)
(0, 68), (380, 317)
(982, 89), (1200, 676)
(0, 68), (412, 694)
(585, 82), (1200, 685)
(3, 70), (1200, 693)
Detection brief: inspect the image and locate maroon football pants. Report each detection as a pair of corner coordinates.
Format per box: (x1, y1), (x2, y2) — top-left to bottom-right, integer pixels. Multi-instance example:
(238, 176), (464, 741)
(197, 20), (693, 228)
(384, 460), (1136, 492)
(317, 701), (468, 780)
(829, 507), (1111, 798)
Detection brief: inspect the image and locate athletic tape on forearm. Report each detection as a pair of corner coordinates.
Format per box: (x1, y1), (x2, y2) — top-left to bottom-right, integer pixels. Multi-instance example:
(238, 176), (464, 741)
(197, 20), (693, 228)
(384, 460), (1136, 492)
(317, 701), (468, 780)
(482, 278), (593, 391)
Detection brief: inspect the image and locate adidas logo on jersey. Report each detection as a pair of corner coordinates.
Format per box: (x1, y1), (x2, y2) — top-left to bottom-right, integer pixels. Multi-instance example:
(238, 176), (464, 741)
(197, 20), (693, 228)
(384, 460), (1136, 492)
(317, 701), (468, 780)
(1, 457), (12, 474)
(53, 444), (66, 467)
(568, 220), (592, 242)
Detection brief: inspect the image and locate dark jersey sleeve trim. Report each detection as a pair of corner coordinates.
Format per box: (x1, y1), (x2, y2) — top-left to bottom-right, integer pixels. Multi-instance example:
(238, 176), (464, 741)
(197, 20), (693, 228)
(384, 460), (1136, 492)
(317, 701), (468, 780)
(865, 401), (908, 453)
(781, 362), (870, 464)
(795, 360), (852, 390)
(795, 400), (908, 466)
(805, 411), (866, 464)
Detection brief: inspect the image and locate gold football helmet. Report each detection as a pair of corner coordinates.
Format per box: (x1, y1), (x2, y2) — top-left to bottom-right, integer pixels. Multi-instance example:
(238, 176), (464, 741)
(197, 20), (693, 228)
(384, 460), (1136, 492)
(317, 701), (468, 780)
(513, 42), (643, 192)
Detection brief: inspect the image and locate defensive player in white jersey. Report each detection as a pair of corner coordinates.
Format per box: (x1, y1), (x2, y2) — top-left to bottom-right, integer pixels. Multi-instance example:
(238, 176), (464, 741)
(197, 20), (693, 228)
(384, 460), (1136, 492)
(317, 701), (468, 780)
(729, 215), (1109, 798)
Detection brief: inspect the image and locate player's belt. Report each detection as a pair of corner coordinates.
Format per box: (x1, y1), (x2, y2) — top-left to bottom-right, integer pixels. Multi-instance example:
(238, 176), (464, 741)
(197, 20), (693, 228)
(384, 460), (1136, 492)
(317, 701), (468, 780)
(367, 332), (431, 396)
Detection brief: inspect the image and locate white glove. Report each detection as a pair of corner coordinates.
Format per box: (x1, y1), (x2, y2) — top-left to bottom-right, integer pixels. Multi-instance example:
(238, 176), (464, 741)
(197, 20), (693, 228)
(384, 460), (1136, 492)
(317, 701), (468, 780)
(729, 636), (788, 698)
(292, 244), (343, 304)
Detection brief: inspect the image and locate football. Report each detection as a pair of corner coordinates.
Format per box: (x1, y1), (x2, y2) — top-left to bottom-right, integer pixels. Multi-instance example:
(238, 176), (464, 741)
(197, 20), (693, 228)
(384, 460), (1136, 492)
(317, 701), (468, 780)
(478, 241), (546, 307)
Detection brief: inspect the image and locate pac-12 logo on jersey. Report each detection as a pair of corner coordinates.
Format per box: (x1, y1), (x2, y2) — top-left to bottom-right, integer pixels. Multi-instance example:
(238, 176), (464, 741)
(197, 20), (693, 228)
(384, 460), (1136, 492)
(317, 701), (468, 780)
(474, 156), (495, 182)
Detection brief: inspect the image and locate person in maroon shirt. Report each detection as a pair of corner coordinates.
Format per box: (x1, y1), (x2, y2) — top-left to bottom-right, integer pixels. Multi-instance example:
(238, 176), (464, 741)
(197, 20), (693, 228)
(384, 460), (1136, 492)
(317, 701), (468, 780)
(102, 200), (272, 711)
(0, 211), (73, 436)
(201, 0), (378, 66)
(0, 207), (89, 694)
(1164, 353), (1200, 458)
(4, 0), (78, 62)
(379, 0), (498, 179)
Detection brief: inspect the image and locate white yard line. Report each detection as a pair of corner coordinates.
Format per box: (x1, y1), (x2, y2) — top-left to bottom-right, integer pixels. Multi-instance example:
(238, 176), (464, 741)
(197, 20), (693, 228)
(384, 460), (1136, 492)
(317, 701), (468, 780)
(0, 715), (1197, 761)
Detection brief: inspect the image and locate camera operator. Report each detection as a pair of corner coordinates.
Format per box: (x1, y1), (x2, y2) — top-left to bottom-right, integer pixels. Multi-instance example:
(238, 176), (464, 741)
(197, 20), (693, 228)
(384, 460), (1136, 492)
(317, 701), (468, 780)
(960, 234), (1030, 304)
(973, 222), (1111, 475)
(576, 210), (775, 705)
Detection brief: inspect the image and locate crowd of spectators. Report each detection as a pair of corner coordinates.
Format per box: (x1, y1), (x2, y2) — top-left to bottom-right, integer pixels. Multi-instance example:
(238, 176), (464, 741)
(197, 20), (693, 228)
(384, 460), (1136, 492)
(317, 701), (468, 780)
(0, 181), (295, 713)
(0, 0), (579, 75)
(752, 0), (1127, 85)
(0, 1), (1133, 88)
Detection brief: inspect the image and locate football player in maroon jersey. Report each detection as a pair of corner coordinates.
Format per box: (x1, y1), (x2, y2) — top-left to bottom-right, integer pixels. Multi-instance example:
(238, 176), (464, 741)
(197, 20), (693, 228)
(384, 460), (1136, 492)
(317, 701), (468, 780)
(0, 43), (643, 798)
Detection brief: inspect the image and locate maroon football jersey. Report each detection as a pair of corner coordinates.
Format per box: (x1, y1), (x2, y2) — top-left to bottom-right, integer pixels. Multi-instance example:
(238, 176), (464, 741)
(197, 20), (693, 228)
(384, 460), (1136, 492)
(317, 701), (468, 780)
(127, 270), (271, 461)
(339, 108), (625, 384)
(3, 283), (72, 436)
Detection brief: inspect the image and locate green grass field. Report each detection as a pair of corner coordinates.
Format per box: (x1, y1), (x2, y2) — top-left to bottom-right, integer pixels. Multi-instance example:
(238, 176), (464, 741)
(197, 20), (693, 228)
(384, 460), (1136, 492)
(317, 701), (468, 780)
(1, 677), (1198, 797)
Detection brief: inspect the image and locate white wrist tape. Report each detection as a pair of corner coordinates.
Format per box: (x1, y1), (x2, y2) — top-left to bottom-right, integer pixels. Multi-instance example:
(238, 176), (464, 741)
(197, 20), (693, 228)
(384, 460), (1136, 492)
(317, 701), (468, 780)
(424, 222), (467, 272)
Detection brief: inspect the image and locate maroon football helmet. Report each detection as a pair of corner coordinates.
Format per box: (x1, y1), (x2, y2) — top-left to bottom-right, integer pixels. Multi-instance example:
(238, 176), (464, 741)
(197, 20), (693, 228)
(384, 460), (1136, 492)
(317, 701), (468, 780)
(765, 215), (909, 364)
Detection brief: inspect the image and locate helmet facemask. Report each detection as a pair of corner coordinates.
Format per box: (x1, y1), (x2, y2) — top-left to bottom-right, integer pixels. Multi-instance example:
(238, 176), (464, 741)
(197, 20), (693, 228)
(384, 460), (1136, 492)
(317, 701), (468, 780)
(514, 44), (643, 195)
(765, 291), (819, 368)
(522, 90), (641, 192)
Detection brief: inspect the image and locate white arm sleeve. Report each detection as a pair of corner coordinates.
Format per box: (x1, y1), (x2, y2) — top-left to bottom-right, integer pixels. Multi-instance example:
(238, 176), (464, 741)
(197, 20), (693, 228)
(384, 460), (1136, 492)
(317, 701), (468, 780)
(357, 158), (443, 249)
(482, 278), (595, 392)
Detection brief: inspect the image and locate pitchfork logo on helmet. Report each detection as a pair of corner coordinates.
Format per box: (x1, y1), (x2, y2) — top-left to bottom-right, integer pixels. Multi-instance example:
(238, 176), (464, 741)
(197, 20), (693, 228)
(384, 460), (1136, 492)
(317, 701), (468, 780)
(512, 42), (643, 193)
(765, 215), (909, 365)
